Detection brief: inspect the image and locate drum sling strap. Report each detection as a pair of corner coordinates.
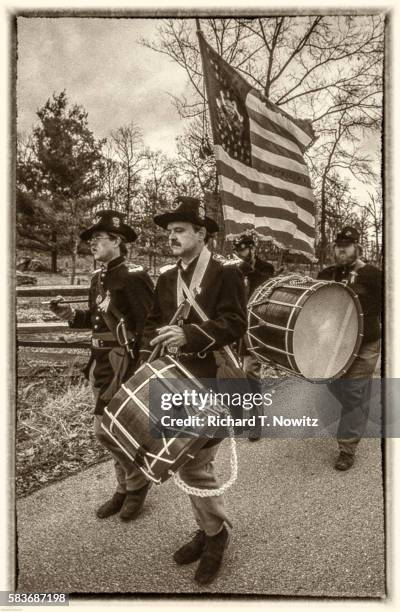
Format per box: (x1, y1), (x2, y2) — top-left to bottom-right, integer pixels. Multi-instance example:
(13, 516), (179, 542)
(95, 273), (137, 402)
(178, 273), (245, 376)
(171, 272), (239, 498)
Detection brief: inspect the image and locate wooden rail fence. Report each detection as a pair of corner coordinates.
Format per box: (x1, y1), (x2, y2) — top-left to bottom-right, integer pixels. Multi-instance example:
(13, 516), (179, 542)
(17, 286), (91, 364)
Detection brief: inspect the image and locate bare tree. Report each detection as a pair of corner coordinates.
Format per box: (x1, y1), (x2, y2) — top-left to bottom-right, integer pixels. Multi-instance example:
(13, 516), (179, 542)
(142, 16), (383, 126)
(98, 141), (125, 210)
(110, 122), (147, 218)
(142, 19), (256, 119)
(305, 109), (379, 264)
(175, 117), (216, 196)
(142, 16), (384, 261)
(364, 190), (383, 260)
(317, 172), (359, 243)
(137, 149), (178, 273)
(355, 205), (371, 251)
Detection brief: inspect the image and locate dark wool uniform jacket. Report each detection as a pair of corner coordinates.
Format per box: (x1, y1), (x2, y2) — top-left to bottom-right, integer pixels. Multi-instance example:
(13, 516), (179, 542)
(69, 256), (154, 414)
(70, 256), (154, 340)
(238, 256), (275, 300)
(139, 254), (248, 380)
(317, 262), (382, 344)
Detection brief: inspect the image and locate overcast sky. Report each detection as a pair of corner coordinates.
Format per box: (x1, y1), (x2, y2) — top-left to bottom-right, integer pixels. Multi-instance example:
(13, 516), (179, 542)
(16, 15), (381, 202)
(16, 17), (190, 155)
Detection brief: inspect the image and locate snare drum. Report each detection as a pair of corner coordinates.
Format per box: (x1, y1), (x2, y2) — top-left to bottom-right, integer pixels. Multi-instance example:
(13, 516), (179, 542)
(246, 275), (363, 381)
(101, 356), (223, 484)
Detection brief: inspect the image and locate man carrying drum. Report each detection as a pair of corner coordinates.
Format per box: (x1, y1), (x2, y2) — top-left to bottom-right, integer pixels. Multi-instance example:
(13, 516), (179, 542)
(233, 232), (275, 441)
(139, 195), (247, 585)
(318, 226), (382, 471)
(49, 210), (154, 520)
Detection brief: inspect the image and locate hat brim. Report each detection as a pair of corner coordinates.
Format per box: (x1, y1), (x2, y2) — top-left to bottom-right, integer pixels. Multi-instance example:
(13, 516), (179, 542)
(334, 239), (356, 246)
(153, 211), (219, 234)
(80, 222), (137, 243)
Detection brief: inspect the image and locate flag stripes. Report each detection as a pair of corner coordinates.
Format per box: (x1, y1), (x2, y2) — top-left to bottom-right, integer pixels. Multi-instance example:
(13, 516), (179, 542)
(220, 191), (315, 239)
(198, 32), (316, 258)
(219, 178), (315, 234)
(216, 147), (315, 214)
(251, 146), (312, 187)
(250, 131), (309, 170)
(249, 118), (305, 158)
(247, 92), (314, 151)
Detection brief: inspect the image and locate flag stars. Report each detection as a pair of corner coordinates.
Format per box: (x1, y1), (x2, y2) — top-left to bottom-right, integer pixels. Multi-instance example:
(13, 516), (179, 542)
(202, 39), (314, 258)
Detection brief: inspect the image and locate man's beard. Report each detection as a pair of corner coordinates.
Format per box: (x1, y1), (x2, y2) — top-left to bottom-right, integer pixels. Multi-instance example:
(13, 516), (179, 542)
(334, 249), (358, 266)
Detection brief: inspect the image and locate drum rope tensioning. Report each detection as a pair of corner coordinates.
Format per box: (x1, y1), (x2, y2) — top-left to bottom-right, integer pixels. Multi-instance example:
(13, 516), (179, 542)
(101, 285), (241, 495)
(101, 356), (238, 494)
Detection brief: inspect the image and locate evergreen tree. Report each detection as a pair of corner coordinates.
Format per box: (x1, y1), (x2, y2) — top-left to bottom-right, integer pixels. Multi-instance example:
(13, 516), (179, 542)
(18, 91), (105, 280)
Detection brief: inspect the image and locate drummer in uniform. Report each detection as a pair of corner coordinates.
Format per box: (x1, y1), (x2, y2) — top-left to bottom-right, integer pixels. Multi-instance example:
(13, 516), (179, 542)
(317, 226), (382, 470)
(233, 232), (275, 441)
(49, 209), (154, 520)
(139, 196), (247, 585)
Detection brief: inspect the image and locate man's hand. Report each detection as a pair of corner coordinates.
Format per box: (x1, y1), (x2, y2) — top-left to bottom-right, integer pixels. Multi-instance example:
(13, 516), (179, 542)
(149, 325), (187, 349)
(49, 296), (75, 321)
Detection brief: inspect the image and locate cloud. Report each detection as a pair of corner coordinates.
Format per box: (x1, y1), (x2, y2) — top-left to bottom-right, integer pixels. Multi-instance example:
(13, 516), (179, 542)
(16, 17), (189, 154)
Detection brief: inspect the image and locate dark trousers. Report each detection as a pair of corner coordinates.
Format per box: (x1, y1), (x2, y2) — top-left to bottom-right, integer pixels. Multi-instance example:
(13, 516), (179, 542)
(327, 340), (381, 454)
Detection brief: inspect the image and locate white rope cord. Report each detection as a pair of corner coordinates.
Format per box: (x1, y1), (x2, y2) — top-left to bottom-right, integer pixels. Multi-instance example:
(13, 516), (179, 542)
(168, 278), (240, 497)
(285, 274), (314, 285)
(170, 420), (238, 497)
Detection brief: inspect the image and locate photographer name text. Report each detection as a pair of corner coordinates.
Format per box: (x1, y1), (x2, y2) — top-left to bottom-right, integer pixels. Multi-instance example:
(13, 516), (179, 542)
(160, 414), (319, 428)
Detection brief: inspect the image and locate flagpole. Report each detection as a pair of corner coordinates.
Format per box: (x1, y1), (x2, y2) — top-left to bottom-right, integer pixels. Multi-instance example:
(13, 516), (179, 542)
(192, 24), (316, 260)
(195, 18), (224, 250)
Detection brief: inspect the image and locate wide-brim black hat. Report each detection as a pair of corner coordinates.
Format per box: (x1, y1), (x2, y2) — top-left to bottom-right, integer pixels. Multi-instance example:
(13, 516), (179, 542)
(80, 209), (137, 243)
(334, 225), (360, 246)
(154, 196), (219, 234)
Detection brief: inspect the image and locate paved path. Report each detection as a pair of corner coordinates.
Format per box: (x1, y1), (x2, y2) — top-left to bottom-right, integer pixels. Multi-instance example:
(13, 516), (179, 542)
(16, 380), (385, 598)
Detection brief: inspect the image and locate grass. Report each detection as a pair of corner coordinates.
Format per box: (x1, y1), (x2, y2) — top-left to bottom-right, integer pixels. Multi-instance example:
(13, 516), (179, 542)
(16, 361), (109, 498)
(15, 264), (108, 498)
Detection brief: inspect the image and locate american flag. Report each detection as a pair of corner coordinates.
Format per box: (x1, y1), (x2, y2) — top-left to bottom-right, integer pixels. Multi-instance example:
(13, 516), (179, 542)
(198, 31), (316, 258)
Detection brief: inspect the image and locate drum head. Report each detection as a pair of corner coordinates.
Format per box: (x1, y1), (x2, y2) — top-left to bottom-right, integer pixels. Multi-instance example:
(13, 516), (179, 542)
(293, 284), (361, 380)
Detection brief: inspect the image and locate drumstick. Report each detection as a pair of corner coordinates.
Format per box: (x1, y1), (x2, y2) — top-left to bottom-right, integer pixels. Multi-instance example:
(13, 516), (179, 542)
(146, 299), (189, 364)
(42, 298), (88, 305)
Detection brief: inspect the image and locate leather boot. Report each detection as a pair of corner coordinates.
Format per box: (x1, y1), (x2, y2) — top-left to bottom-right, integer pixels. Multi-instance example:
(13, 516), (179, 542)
(194, 525), (229, 585)
(119, 483), (151, 521)
(335, 451), (355, 471)
(173, 530), (206, 565)
(96, 492), (126, 519)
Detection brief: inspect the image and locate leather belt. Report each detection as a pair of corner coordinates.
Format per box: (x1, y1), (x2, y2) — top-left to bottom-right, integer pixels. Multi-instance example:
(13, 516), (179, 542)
(92, 338), (119, 348)
(92, 332), (115, 340)
(170, 350), (208, 360)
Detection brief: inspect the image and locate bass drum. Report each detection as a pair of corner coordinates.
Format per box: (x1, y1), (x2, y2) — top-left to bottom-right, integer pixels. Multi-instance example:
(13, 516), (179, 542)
(246, 275), (364, 381)
(101, 356), (223, 485)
